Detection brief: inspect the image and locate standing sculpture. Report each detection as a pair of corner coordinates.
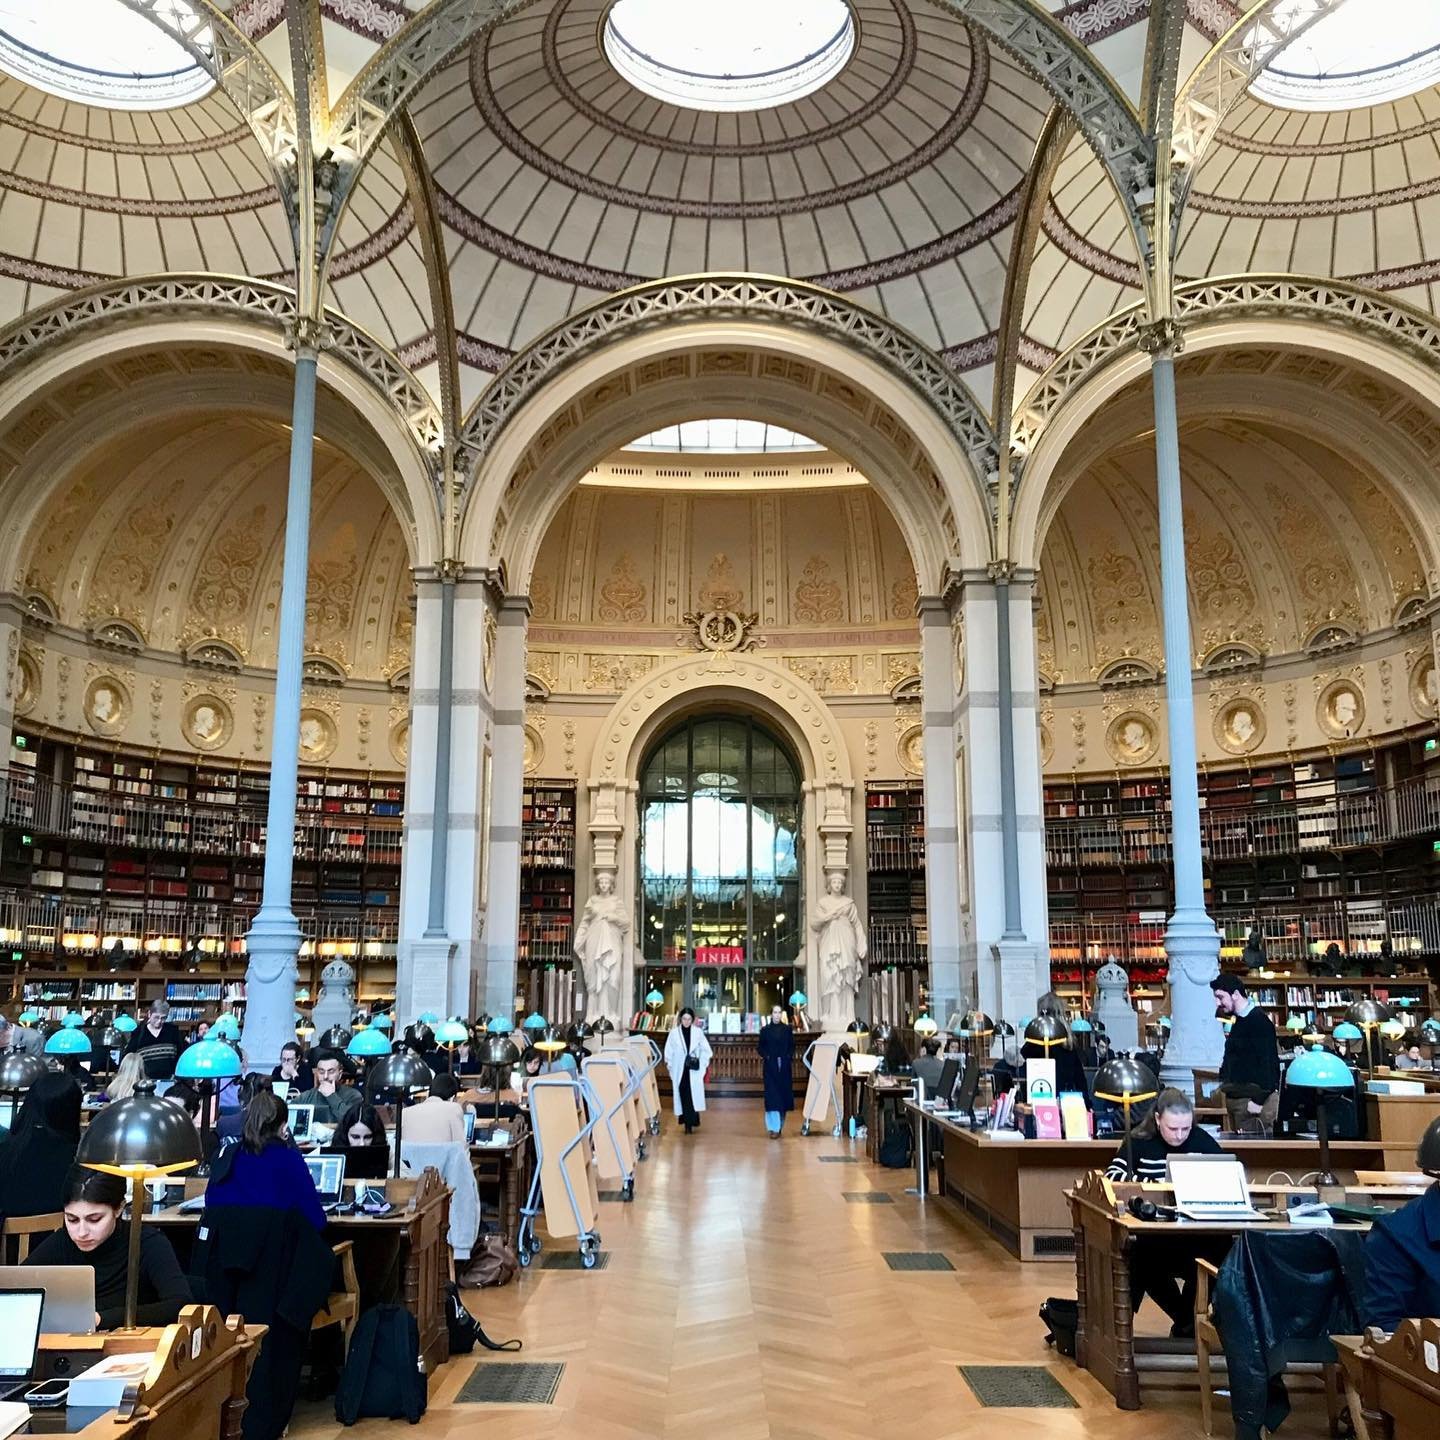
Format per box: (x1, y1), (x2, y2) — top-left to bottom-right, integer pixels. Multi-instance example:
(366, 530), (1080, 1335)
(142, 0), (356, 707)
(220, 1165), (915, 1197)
(311, 957), (356, 1039)
(574, 869), (629, 1025)
(811, 870), (866, 1032)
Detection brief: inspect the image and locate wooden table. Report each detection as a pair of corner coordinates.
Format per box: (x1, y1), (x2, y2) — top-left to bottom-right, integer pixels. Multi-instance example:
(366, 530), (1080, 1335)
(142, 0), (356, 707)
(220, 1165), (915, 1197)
(1067, 1171), (1379, 1409)
(913, 1103), (1387, 1261)
(865, 1079), (915, 1164)
(1335, 1321), (1440, 1440)
(1364, 1091), (1440, 1170)
(470, 1134), (533, 1252)
(31, 1307), (260, 1440)
(145, 1170), (452, 1375)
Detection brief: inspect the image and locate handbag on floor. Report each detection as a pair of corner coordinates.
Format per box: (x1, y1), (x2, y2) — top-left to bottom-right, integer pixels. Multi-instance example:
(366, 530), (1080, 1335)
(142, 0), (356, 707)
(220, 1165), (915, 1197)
(444, 1282), (522, 1355)
(458, 1233), (519, 1288)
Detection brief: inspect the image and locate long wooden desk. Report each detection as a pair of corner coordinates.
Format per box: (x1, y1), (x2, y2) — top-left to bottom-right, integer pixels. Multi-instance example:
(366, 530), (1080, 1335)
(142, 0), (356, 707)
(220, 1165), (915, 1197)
(29, 1307), (261, 1440)
(910, 1101), (1388, 1261)
(144, 1170), (451, 1375)
(1364, 1091), (1440, 1170)
(1336, 1322), (1440, 1440)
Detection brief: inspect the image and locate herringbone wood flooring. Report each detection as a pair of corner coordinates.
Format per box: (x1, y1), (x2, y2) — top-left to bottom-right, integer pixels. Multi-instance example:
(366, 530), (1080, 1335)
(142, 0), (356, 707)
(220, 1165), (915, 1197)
(289, 1106), (1331, 1439)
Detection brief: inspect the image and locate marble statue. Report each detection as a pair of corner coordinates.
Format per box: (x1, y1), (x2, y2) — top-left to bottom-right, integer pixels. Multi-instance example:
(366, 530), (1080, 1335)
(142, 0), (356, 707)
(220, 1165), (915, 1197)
(1092, 957), (1139, 1050)
(574, 870), (629, 1025)
(311, 957), (356, 1038)
(811, 870), (866, 1031)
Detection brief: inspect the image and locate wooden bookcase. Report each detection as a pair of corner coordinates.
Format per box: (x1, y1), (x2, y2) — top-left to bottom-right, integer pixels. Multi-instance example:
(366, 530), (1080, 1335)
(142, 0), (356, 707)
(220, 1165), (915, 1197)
(516, 779), (577, 1016)
(864, 781), (928, 1024)
(1, 725), (402, 1023)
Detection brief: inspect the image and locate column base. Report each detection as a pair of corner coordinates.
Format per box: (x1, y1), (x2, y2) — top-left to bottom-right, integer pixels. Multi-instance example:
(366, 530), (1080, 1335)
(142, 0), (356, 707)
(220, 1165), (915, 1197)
(1159, 909), (1224, 1094)
(990, 938), (1045, 1030)
(400, 937), (462, 1023)
(241, 908), (301, 1072)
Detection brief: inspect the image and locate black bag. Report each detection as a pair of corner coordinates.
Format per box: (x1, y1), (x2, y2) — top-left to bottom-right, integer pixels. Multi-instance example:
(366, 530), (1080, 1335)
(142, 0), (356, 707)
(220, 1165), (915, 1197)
(444, 1282), (522, 1356)
(686, 1055), (700, 1071)
(1040, 1297), (1079, 1358)
(335, 1305), (427, 1425)
(878, 1120), (913, 1168)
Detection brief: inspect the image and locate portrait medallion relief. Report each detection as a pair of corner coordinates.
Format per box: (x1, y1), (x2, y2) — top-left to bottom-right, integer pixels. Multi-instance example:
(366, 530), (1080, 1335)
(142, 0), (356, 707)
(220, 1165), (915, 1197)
(1106, 711), (1158, 767)
(14, 650), (39, 716)
(1317, 679), (1365, 739)
(897, 723), (924, 776)
(389, 718), (410, 769)
(182, 694), (232, 752)
(1039, 723), (1053, 768)
(298, 708), (338, 764)
(84, 675), (130, 737)
(1410, 654), (1438, 719)
(523, 723), (544, 775)
(1214, 698), (1265, 756)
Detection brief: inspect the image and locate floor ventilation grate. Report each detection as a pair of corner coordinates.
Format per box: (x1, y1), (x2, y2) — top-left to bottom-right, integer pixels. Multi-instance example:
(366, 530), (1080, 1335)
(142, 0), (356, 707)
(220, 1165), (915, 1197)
(539, 1249), (610, 1270)
(958, 1366), (1077, 1408)
(842, 1191), (894, 1204)
(883, 1251), (953, 1271)
(817, 1155), (858, 1164)
(455, 1362), (564, 1405)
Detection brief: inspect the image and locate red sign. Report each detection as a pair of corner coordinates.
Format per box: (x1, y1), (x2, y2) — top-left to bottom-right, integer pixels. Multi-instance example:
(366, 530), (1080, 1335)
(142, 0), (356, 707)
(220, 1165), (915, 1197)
(694, 946), (745, 967)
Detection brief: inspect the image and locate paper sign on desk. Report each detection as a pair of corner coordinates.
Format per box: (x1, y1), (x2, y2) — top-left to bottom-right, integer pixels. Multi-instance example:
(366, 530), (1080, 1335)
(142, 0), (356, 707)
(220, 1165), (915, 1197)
(1026, 1059), (1056, 1104)
(0, 1403), (28, 1440)
(1059, 1091), (1091, 1140)
(1032, 1099), (1062, 1139)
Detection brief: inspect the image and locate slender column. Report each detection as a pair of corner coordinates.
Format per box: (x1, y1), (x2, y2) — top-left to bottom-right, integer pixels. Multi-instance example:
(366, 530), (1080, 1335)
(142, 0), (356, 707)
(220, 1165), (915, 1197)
(425, 566), (457, 935)
(242, 325), (325, 1069)
(1142, 321), (1222, 1087)
(993, 568), (1024, 940)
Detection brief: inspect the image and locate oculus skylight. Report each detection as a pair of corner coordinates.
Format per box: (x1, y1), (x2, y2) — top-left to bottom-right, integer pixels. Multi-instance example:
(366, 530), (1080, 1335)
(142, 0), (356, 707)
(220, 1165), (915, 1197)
(603, 0), (855, 113)
(1249, 0), (1440, 112)
(0, 0), (214, 110)
(624, 421), (823, 453)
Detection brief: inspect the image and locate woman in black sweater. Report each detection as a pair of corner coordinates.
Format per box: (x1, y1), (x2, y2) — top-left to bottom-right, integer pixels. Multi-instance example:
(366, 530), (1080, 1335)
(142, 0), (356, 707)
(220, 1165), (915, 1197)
(29, 1166), (191, 1330)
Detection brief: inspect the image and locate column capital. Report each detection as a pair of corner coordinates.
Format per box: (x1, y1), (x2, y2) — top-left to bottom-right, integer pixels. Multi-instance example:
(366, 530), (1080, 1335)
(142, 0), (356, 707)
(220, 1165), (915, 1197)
(1137, 316), (1184, 358)
(285, 315), (332, 357)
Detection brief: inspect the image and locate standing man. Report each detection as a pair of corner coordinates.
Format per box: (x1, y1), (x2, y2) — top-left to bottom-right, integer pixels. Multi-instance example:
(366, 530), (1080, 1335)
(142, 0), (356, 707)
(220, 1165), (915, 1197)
(126, 998), (185, 1079)
(1210, 975), (1280, 1133)
(757, 1004), (795, 1139)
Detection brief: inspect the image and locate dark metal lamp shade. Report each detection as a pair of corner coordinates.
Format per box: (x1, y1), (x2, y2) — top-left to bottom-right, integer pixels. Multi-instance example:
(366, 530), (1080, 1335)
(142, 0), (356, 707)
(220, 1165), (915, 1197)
(365, 1051), (434, 1101)
(482, 1035), (522, 1069)
(1093, 1056), (1159, 1107)
(1022, 1014), (1070, 1053)
(0, 1052), (47, 1093)
(317, 1025), (353, 1051)
(77, 1080), (203, 1177)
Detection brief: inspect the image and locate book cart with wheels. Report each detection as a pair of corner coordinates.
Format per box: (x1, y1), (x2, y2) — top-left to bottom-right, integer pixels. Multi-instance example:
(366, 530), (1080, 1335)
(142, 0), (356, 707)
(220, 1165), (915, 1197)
(622, 1034), (664, 1137)
(582, 1052), (640, 1201)
(517, 1073), (603, 1269)
(800, 1037), (843, 1137)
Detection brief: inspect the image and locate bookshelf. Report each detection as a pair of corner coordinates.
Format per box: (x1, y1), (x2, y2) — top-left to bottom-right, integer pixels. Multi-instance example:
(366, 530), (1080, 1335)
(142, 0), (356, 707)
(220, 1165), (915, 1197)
(517, 780), (577, 1015)
(2, 725), (403, 1020)
(864, 781), (928, 1025)
(1044, 737), (1440, 1015)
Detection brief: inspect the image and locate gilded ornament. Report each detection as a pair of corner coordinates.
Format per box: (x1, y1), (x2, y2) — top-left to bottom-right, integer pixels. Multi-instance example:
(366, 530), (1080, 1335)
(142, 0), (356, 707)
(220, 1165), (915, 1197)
(597, 552), (648, 624)
(793, 556), (843, 624)
(389, 718), (409, 769)
(1409, 654), (1438, 719)
(896, 724), (925, 776)
(1039, 723), (1053, 767)
(697, 553), (744, 612)
(1106, 711), (1157, 767)
(1317, 679), (1365, 740)
(182, 694), (233, 752)
(1214, 698), (1265, 756)
(890, 573), (919, 620)
(83, 675), (130, 737)
(523, 723), (544, 775)
(13, 648), (38, 716)
(298, 708), (338, 764)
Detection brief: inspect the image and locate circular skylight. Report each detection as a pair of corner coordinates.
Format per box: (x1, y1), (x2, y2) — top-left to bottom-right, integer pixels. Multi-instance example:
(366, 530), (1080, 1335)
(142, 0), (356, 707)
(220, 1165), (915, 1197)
(603, 0), (855, 113)
(625, 421), (823, 453)
(0, 0), (214, 110)
(1249, 0), (1440, 112)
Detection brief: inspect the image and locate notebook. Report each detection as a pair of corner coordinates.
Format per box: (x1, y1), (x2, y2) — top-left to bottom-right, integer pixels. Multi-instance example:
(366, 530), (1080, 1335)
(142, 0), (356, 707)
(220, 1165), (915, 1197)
(1168, 1157), (1267, 1222)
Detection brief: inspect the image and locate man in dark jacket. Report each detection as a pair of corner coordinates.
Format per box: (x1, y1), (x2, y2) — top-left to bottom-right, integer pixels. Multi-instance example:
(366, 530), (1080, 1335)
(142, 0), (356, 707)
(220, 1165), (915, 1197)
(125, 998), (185, 1080)
(1364, 1116), (1440, 1331)
(1211, 975), (1280, 1132)
(757, 1006), (794, 1138)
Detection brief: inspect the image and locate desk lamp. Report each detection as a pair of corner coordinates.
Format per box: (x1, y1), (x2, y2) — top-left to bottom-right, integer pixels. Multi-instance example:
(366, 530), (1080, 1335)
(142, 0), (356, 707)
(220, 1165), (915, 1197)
(44, 1026), (91, 1062)
(318, 1025), (352, 1051)
(913, 1012), (938, 1043)
(417, 1011), (440, 1026)
(175, 1037), (243, 1170)
(18, 1010), (40, 1027)
(61, 1011), (85, 1028)
(592, 1018), (616, 1044)
(645, 989), (664, 1010)
(959, 1011), (993, 1063)
(0, 1052), (46, 1115)
(487, 1015), (514, 1035)
(346, 1023), (391, 1082)
(372, 1013), (393, 1031)
(435, 1018), (469, 1073)
(846, 1019), (871, 1054)
(1069, 1016), (1093, 1062)
(1419, 1018), (1440, 1047)
(366, 1051), (434, 1177)
(1331, 1020), (1363, 1064)
(1379, 1018), (1406, 1047)
(1022, 1014), (1070, 1055)
(480, 1033), (521, 1120)
(210, 1013), (240, 1042)
(1093, 1055), (1158, 1179)
(534, 1026), (568, 1072)
(1284, 1045), (1355, 1186)
(77, 1080), (202, 1328)
(1344, 998), (1392, 1072)
(522, 1013), (548, 1038)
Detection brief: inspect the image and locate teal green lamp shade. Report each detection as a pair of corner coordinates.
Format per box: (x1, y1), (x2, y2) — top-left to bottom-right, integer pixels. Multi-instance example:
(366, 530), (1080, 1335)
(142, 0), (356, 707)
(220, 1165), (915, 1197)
(1287, 1045), (1354, 1089)
(211, 1014), (240, 1039)
(522, 1013), (548, 1031)
(175, 1038), (244, 1079)
(1332, 1021), (1363, 1041)
(1419, 1019), (1440, 1044)
(61, 1011), (85, 1028)
(1285, 1015), (1307, 1032)
(435, 1020), (469, 1046)
(1158, 1015), (1172, 1030)
(18, 1010), (39, 1025)
(417, 1011), (440, 1025)
(372, 1013), (393, 1030)
(645, 989), (664, 1007)
(1071, 1017), (1093, 1033)
(113, 1014), (137, 1033)
(346, 1028), (392, 1057)
(488, 1016), (514, 1035)
(789, 991), (808, 1007)
(45, 1027), (92, 1056)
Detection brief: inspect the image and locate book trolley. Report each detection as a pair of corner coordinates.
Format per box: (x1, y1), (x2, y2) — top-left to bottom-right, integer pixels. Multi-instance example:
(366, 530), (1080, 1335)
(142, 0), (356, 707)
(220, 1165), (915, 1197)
(800, 1037), (843, 1137)
(582, 1052), (642, 1201)
(517, 1073), (603, 1269)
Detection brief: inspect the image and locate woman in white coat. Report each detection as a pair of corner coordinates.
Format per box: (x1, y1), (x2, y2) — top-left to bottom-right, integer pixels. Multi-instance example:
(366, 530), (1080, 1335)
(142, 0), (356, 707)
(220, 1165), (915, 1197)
(663, 1008), (713, 1134)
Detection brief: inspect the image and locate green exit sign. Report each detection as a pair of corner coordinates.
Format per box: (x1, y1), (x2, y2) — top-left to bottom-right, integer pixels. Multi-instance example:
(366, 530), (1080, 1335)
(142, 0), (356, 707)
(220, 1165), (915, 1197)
(1427, 737), (1439, 754)
(12, 735), (25, 748)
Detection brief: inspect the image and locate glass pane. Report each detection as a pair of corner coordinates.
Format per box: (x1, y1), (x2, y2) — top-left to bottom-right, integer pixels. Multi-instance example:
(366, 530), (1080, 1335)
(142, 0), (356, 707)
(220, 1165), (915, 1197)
(692, 968), (719, 1011)
(753, 968), (794, 1015)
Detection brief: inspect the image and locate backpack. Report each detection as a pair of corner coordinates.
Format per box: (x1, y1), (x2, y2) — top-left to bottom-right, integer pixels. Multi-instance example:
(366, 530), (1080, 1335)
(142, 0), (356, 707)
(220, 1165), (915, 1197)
(334, 1305), (427, 1425)
(878, 1120), (913, 1168)
(1039, 1297), (1079, 1358)
(444, 1282), (522, 1356)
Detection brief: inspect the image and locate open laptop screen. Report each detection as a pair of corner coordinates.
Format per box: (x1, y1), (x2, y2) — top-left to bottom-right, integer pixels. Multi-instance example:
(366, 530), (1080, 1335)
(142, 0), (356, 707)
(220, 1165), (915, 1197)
(1169, 1158), (1248, 1205)
(288, 1103), (314, 1142)
(0, 1290), (44, 1379)
(304, 1154), (345, 1201)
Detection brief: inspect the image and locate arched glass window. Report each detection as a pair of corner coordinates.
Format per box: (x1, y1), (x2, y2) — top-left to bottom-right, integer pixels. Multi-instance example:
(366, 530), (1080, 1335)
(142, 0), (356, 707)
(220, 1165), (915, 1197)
(638, 715), (801, 1015)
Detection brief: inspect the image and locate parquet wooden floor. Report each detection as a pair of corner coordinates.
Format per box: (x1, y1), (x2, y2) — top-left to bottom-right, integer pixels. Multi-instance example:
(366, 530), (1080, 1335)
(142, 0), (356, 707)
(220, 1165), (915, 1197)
(290, 1107), (1337, 1439)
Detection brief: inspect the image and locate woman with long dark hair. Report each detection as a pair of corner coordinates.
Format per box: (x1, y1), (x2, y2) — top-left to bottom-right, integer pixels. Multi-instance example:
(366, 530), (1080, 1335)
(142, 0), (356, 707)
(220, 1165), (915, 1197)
(663, 1008), (713, 1135)
(203, 1091), (326, 1231)
(0, 1071), (82, 1216)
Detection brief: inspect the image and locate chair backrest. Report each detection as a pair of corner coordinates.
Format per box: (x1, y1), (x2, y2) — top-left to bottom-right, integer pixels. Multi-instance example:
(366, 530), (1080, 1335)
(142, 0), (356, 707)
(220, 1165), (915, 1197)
(2, 1212), (63, 1262)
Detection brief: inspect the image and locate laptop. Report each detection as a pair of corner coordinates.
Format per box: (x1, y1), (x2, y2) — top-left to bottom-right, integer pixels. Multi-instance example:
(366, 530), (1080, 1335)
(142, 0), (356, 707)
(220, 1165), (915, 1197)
(0, 1289), (45, 1401)
(287, 1103), (315, 1142)
(463, 1111), (476, 1146)
(932, 1058), (960, 1106)
(0, 1268), (96, 1335)
(304, 1153), (346, 1210)
(0, 1098), (14, 1132)
(950, 1058), (982, 1119)
(272, 1080), (292, 1101)
(1168, 1157), (1268, 1222)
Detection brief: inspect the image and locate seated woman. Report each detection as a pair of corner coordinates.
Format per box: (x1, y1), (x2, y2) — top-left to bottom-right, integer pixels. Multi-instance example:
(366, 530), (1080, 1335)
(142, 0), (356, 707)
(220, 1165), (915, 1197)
(402, 1073), (466, 1143)
(0, 1072), (83, 1218)
(204, 1092), (326, 1232)
(876, 1031), (913, 1076)
(101, 1052), (146, 1104)
(1105, 1088), (1226, 1337)
(323, 1104), (391, 1180)
(28, 1166), (191, 1330)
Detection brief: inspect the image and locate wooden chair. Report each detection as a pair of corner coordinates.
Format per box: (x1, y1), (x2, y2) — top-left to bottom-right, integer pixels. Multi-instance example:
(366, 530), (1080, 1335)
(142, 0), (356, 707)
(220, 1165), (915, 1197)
(1, 1212), (62, 1262)
(310, 1240), (360, 1357)
(1195, 1257), (1343, 1438)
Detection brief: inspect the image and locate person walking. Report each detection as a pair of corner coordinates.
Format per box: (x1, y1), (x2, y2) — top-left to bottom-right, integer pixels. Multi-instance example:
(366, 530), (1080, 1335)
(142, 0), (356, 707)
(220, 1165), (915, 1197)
(757, 1004), (795, 1138)
(663, 1008), (712, 1135)
(1211, 974), (1280, 1133)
